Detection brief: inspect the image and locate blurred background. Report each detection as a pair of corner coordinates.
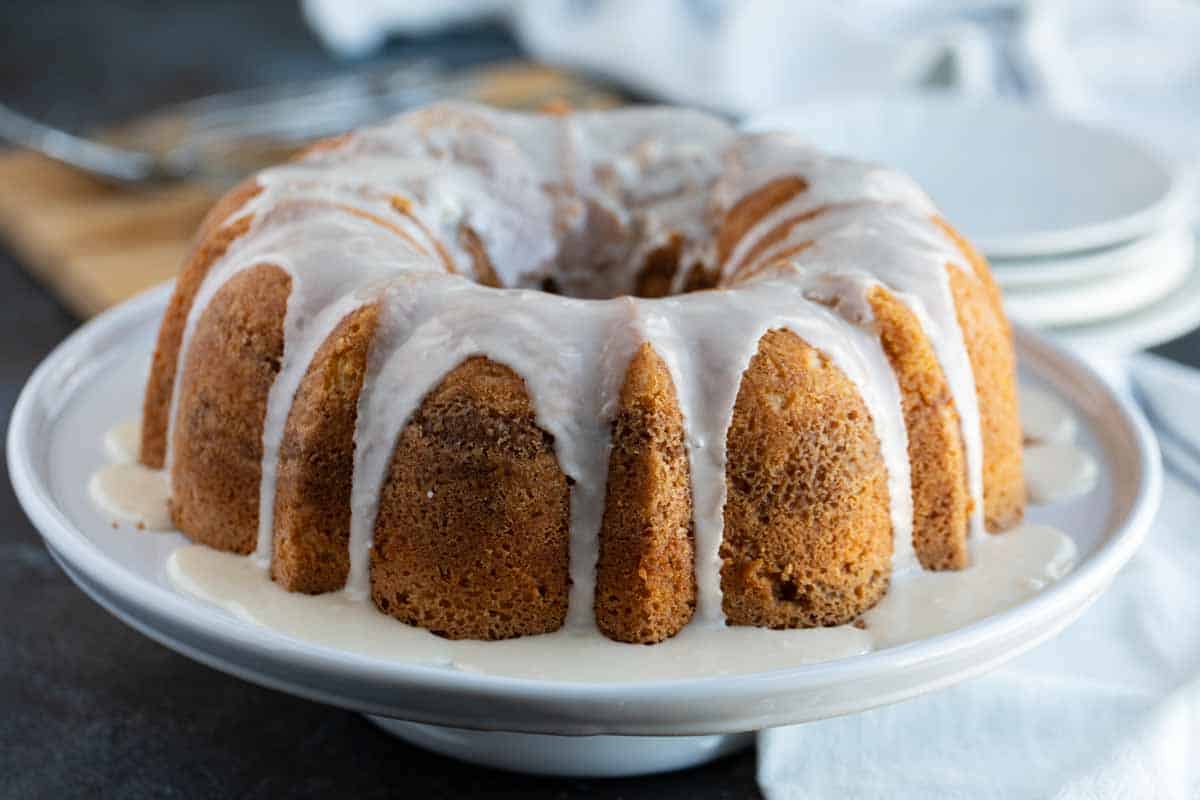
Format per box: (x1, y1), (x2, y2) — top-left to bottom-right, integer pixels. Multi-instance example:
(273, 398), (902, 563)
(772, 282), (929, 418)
(2, 1), (1198, 797)
(1, 1), (1197, 345)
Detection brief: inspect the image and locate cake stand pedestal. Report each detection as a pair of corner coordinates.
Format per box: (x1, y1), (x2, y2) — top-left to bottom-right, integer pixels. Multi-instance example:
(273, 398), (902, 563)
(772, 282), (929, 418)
(367, 718), (753, 777)
(9, 286), (1161, 782)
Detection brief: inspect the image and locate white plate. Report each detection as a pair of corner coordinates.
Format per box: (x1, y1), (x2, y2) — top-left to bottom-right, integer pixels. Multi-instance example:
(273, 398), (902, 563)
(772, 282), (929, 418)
(1051, 240), (1200, 353)
(1003, 226), (1195, 326)
(744, 94), (1184, 258)
(8, 284), (1160, 740)
(993, 225), (1192, 290)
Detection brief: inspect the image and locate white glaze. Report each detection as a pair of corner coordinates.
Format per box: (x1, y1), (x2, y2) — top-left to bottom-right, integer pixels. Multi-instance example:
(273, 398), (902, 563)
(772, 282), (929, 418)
(863, 523), (1076, 647)
(1021, 384), (1079, 444)
(93, 377), (1092, 676)
(343, 275), (915, 618)
(103, 417), (141, 463)
(1025, 443), (1099, 504)
(89, 463), (172, 530)
(712, 138), (988, 541)
(1020, 382), (1097, 503)
(167, 521), (1074, 681)
(140, 102), (1037, 640)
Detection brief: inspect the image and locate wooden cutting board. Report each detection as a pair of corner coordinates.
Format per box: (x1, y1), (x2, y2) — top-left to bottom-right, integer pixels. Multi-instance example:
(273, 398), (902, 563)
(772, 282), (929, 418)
(0, 63), (621, 318)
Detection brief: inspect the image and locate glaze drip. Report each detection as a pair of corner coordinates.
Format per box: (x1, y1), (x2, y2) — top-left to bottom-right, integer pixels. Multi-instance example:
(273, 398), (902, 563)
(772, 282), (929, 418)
(166, 518), (1075, 681)
(161, 102), (997, 635)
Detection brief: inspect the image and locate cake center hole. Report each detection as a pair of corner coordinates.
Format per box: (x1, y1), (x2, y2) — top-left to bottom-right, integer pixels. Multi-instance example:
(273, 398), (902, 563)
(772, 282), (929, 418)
(520, 235), (717, 300)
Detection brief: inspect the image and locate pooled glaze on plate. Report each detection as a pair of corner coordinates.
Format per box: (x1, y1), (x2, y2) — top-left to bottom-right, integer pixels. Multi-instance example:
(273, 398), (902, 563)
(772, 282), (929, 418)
(165, 521), (1074, 681)
(1020, 385), (1099, 504)
(90, 418), (172, 530)
(88, 382), (1096, 681)
(88, 462), (172, 531)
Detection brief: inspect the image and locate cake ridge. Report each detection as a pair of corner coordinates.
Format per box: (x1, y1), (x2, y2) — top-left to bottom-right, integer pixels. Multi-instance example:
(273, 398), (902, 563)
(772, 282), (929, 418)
(731, 198), (988, 541)
(335, 276), (915, 626)
(151, 101), (1023, 642)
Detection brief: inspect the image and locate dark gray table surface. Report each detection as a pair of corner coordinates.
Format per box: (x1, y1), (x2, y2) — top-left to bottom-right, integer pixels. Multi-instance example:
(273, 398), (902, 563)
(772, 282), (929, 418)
(0, 2), (757, 797)
(0, 2), (1195, 798)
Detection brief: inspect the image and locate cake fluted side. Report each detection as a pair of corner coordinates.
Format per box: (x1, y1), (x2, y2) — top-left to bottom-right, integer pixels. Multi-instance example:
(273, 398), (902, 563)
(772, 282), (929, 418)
(140, 180), (262, 469)
(720, 329), (893, 627)
(141, 101), (1026, 646)
(272, 303), (380, 593)
(948, 264), (1025, 531)
(869, 287), (971, 570)
(937, 218), (1025, 532)
(369, 357), (571, 640)
(596, 343), (697, 643)
(169, 264), (291, 553)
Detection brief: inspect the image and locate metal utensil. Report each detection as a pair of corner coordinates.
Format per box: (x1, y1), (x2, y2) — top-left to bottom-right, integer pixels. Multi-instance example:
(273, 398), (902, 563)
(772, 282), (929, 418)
(1, 60), (616, 187)
(1, 59), (441, 186)
(0, 102), (182, 184)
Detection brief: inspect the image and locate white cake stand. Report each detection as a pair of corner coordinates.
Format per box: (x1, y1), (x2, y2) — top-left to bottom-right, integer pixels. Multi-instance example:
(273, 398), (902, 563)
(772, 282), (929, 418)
(8, 285), (1161, 777)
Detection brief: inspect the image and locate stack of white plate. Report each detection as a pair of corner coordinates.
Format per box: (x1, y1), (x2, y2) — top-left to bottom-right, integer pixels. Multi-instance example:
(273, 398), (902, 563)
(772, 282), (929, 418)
(745, 95), (1199, 353)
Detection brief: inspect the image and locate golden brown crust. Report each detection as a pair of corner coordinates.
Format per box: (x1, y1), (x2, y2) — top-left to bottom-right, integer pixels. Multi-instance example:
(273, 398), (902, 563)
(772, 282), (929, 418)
(389, 195), (457, 274)
(947, 265), (1025, 531)
(935, 217), (1007, 321)
(291, 133), (353, 162)
(322, 201), (433, 256)
(140, 180), (262, 468)
(869, 287), (970, 569)
(458, 223), (500, 287)
(682, 261), (719, 293)
(596, 344), (696, 643)
(271, 304), (379, 593)
(197, 179), (263, 239)
(369, 357), (570, 640)
(936, 213), (1023, 533)
(721, 329), (892, 627)
(736, 241), (814, 284)
(169, 264), (291, 553)
(147, 126), (1030, 645)
(730, 206), (827, 280)
(633, 234), (683, 298)
(716, 176), (808, 266)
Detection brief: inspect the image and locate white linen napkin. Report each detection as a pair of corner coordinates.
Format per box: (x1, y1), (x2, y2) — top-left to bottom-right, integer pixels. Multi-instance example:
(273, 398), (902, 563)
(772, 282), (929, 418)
(303, 0), (1200, 223)
(298, 4), (1200, 792)
(1018, 0), (1200, 169)
(302, 0), (1200, 167)
(304, 0), (996, 108)
(758, 355), (1200, 799)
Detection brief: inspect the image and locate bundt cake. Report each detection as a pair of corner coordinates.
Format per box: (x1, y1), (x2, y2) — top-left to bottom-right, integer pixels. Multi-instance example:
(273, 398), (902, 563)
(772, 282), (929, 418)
(139, 101), (1024, 645)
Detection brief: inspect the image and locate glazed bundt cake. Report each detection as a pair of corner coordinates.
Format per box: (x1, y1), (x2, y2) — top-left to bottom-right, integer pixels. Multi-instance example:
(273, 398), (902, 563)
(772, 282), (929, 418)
(140, 102), (1023, 645)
